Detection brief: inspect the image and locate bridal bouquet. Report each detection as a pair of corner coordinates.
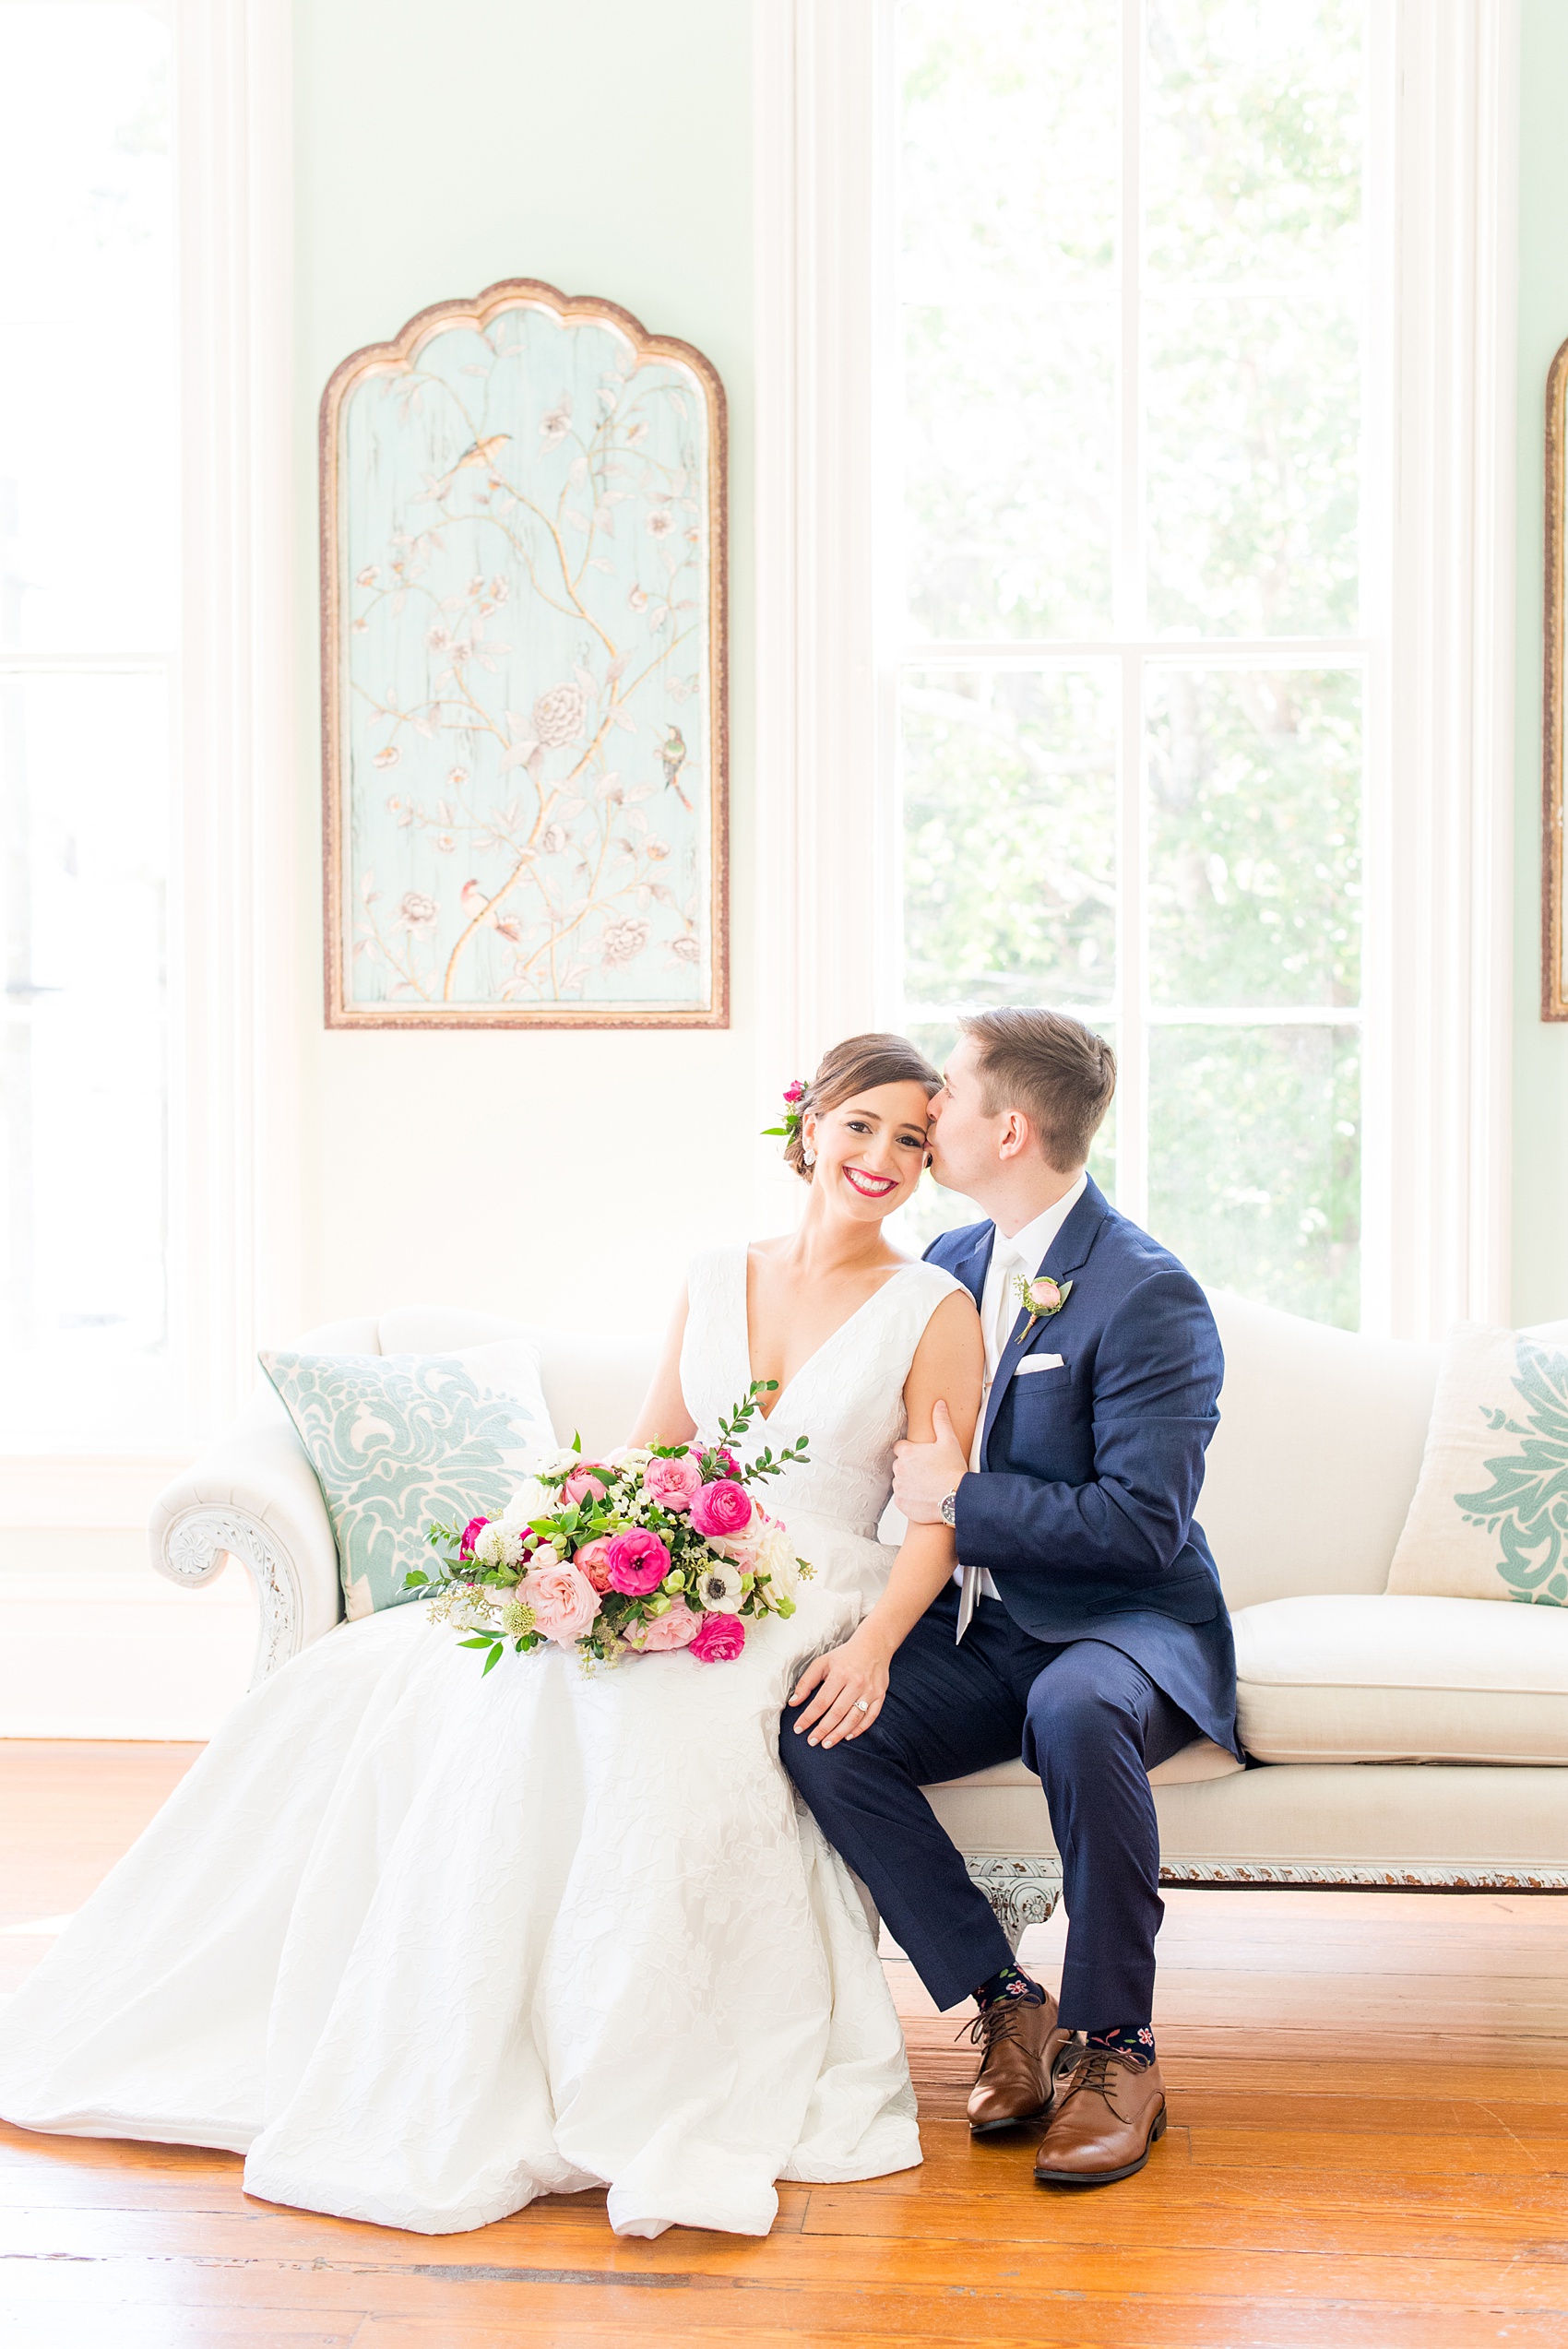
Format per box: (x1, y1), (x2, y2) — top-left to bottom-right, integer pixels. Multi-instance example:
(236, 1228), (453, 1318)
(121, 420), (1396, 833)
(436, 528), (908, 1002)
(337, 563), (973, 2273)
(406, 1382), (813, 1673)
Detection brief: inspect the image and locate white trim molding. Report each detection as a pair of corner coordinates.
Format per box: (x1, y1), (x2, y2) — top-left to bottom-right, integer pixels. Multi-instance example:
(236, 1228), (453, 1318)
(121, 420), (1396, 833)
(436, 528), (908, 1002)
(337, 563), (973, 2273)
(752, 0), (897, 1216)
(1369, 0), (1518, 1336)
(754, 0), (1519, 1335)
(172, 0), (299, 1428)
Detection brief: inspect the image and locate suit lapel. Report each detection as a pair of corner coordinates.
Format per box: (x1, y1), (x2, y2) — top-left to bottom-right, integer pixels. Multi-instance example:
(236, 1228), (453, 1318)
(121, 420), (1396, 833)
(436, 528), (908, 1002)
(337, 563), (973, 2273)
(980, 1177), (1111, 1460)
(942, 1224), (993, 1314)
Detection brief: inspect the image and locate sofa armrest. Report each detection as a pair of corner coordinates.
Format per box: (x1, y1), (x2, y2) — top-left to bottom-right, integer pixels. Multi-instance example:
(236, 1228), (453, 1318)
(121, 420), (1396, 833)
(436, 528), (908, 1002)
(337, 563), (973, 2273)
(148, 1389), (341, 1688)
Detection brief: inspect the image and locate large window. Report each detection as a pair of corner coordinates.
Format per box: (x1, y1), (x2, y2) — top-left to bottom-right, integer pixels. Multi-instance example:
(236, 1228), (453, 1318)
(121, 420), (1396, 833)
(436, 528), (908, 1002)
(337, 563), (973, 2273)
(895, 0), (1372, 1328)
(0, 1), (181, 1443)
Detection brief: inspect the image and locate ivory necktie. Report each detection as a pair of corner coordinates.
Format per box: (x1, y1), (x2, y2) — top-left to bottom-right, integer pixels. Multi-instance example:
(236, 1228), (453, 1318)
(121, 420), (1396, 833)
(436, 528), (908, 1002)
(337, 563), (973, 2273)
(956, 1239), (1022, 1642)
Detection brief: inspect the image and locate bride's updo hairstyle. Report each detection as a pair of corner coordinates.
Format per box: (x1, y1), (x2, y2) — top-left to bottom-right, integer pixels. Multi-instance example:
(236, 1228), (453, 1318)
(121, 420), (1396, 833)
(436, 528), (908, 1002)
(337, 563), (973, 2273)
(785, 1033), (941, 1183)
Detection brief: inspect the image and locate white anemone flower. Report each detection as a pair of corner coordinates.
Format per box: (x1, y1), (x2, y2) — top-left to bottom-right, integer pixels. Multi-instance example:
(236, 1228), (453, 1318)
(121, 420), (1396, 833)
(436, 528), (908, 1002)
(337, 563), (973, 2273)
(695, 1559), (745, 1614)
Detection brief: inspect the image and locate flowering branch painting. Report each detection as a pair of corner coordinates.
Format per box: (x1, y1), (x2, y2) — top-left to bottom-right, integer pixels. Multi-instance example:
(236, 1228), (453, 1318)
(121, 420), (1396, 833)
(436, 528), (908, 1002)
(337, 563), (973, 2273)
(320, 279), (727, 1026)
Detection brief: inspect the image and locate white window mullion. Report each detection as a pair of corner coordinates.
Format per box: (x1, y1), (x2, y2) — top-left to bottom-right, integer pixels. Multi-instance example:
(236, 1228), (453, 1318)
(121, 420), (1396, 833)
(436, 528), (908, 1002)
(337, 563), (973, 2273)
(1117, 648), (1149, 1225)
(174, 0), (298, 1426)
(1115, 0), (1148, 1226)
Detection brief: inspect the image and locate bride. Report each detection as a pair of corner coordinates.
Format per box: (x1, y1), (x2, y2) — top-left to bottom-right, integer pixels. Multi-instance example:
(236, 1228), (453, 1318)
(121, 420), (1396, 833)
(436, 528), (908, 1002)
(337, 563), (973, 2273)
(0, 1033), (984, 2241)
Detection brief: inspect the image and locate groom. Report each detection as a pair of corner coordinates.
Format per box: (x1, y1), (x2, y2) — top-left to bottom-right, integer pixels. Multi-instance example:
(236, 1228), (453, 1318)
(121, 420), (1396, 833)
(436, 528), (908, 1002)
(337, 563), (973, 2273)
(782, 1008), (1237, 2188)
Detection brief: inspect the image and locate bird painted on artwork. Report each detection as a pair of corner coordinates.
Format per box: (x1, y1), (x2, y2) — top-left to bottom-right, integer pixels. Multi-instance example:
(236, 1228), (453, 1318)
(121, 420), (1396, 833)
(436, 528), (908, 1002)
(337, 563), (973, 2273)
(433, 433), (512, 497)
(659, 724), (692, 811)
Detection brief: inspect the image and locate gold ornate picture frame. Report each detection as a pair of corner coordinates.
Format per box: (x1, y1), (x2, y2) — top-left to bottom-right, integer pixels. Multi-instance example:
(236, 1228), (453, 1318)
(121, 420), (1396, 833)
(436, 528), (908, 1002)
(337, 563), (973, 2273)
(1545, 333), (1568, 1020)
(320, 279), (728, 1027)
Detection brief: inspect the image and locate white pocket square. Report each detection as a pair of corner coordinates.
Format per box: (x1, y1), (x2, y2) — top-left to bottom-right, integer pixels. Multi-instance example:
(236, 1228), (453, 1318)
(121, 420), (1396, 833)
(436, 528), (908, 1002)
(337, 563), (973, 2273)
(1016, 1353), (1064, 1375)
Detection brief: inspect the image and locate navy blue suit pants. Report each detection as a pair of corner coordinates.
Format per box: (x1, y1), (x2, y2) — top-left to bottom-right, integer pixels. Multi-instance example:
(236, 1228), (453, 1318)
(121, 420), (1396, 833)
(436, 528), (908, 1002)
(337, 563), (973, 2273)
(781, 1585), (1194, 2027)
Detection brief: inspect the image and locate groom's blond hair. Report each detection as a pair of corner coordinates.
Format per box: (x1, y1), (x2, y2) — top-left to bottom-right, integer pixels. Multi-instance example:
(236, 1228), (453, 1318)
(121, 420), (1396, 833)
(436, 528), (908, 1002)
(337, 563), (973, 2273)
(960, 1008), (1116, 1174)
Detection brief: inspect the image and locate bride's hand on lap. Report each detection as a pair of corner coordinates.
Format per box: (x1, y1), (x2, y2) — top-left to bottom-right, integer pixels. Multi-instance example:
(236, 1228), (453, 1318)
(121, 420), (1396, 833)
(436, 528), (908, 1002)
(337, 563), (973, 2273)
(789, 1631), (890, 1748)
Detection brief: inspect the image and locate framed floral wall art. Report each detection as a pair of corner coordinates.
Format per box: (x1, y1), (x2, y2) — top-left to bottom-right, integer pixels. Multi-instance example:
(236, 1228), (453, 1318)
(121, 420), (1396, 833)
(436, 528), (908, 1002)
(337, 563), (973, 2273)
(320, 279), (728, 1026)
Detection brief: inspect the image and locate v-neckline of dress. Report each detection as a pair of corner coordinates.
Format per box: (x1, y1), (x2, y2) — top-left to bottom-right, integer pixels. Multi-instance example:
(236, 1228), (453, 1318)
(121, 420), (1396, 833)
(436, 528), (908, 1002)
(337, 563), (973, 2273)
(739, 1247), (916, 1425)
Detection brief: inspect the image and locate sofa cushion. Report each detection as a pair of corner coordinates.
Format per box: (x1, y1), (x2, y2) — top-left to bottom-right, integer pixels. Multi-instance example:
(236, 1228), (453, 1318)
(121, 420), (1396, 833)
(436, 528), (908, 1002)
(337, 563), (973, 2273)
(1386, 1319), (1568, 1607)
(925, 1738), (1241, 1797)
(1234, 1594), (1568, 1764)
(260, 1343), (554, 1619)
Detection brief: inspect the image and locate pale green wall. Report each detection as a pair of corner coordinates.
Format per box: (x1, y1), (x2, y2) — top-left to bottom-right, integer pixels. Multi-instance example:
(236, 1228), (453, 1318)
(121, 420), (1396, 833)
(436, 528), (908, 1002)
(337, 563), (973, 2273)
(291, 0), (1568, 1333)
(292, 0), (757, 1336)
(1514, 0), (1568, 1323)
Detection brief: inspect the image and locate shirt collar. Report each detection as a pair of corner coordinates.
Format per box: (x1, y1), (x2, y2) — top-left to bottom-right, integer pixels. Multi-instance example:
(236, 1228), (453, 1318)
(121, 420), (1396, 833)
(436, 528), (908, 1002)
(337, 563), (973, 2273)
(992, 1171), (1087, 1275)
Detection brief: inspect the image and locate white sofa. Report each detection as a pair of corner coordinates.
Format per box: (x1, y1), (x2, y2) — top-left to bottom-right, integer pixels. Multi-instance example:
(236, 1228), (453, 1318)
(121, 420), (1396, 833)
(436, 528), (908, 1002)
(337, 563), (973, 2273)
(150, 1295), (1568, 1944)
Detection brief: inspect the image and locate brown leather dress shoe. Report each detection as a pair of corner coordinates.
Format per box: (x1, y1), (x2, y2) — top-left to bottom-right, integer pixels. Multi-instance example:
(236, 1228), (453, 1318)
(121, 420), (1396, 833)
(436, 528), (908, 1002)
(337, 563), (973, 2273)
(1032, 2043), (1167, 2185)
(963, 1990), (1070, 2135)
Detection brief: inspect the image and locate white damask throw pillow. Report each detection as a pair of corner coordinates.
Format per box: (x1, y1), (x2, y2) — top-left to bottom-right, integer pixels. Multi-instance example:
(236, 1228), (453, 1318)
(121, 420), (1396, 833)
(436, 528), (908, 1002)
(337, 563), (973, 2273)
(260, 1343), (555, 1620)
(1386, 1321), (1568, 1608)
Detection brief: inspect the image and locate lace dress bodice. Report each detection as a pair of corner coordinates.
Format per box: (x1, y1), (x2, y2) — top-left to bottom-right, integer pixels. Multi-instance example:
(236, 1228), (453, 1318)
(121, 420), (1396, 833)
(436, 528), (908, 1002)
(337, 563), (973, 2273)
(680, 1245), (968, 1542)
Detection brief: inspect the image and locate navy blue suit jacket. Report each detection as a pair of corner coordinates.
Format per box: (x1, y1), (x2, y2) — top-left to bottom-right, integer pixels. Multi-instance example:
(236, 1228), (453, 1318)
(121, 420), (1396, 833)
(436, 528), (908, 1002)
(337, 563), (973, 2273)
(925, 1178), (1240, 1759)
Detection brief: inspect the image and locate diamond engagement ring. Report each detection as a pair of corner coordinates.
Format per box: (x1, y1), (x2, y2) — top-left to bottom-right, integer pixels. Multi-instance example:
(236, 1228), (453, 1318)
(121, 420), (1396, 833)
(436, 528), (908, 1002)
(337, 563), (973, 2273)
(854, 1699), (870, 1714)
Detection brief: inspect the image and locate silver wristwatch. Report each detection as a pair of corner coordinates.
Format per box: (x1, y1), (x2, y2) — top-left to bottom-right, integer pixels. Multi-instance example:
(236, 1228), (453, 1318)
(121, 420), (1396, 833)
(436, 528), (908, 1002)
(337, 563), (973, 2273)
(940, 1486), (959, 1528)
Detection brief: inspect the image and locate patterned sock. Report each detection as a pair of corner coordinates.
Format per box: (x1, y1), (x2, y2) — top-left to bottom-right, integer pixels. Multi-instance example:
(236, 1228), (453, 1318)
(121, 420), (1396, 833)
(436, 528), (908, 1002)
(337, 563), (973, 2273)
(974, 1963), (1047, 2011)
(1086, 2023), (1157, 2066)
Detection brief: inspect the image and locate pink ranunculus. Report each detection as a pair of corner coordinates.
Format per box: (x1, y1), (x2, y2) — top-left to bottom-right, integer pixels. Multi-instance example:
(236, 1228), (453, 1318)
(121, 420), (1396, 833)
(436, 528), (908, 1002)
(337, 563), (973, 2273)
(711, 1446), (741, 1479)
(688, 1478), (754, 1540)
(519, 1558), (601, 1645)
(574, 1535), (617, 1593)
(605, 1528), (671, 1596)
(625, 1597), (700, 1652)
(458, 1515), (489, 1560)
(563, 1463), (611, 1507)
(689, 1611), (746, 1664)
(644, 1453), (703, 1513)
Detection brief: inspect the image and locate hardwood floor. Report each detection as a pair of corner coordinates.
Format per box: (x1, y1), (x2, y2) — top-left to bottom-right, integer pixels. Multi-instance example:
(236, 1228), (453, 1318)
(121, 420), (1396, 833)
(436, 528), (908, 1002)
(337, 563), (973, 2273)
(2, 1741), (1565, 2347)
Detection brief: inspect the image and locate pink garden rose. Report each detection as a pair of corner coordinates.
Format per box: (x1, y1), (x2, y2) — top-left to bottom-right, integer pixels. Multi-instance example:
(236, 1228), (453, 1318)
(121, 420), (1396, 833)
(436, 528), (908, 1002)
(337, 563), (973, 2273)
(689, 1611), (746, 1664)
(563, 1463), (611, 1507)
(458, 1515), (489, 1560)
(644, 1453), (703, 1513)
(605, 1528), (671, 1596)
(519, 1558), (601, 1645)
(687, 1478), (753, 1540)
(574, 1535), (616, 1593)
(625, 1597), (700, 1652)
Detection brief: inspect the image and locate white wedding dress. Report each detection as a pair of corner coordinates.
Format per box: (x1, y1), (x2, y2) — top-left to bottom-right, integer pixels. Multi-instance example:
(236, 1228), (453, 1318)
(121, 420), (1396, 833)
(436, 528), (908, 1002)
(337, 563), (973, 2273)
(0, 1247), (965, 2239)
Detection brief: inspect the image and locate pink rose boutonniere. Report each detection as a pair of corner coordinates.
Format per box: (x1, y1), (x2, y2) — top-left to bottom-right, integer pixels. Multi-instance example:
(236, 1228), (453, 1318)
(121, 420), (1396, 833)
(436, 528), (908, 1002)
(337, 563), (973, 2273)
(1014, 1272), (1074, 1327)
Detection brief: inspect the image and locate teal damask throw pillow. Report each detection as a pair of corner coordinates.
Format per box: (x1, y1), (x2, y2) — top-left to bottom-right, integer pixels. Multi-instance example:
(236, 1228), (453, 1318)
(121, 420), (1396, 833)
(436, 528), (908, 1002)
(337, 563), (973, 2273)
(260, 1344), (555, 1620)
(1387, 1321), (1568, 1607)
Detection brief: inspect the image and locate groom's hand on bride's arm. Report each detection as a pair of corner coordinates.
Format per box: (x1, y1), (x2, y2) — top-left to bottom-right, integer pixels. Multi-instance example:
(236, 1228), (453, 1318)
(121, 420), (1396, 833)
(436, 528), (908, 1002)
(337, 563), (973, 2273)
(893, 1397), (969, 1524)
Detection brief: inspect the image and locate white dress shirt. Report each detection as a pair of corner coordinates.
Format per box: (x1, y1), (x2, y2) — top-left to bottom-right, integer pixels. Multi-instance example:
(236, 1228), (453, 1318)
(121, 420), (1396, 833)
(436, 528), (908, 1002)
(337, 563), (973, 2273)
(956, 1172), (1087, 1614)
